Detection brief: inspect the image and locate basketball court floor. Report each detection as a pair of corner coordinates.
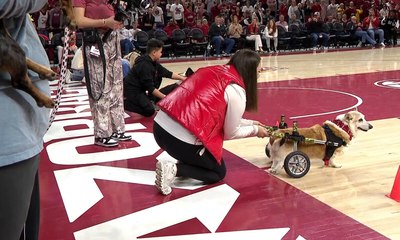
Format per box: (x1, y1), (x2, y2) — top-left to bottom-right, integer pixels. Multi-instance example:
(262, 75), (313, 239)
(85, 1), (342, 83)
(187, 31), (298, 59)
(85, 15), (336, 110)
(40, 47), (400, 239)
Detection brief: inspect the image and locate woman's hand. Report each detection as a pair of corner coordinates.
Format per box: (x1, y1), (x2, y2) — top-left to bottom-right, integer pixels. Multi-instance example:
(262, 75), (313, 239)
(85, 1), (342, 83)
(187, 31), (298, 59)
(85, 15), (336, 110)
(105, 16), (124, 30)
(257, 125), (271, 138)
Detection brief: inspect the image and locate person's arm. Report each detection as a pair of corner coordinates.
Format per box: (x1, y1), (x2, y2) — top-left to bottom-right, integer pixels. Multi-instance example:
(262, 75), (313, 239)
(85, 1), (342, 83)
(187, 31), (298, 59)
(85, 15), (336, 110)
(0, 0), (46, 18)
(72, 7), (123, 29)
(158, 64), (186, 82)
(223, 84), (269, 139)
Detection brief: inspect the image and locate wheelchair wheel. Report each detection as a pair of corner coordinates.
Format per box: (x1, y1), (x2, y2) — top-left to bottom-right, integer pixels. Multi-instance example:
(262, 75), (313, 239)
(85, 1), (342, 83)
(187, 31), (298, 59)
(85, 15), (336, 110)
(284, 151), (310, 178)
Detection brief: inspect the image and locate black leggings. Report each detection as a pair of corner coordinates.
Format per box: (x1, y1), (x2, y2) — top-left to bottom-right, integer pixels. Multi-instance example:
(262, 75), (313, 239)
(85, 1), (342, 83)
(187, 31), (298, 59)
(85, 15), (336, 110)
(0, 155), (40, 240)
(153, 122), (226, 184)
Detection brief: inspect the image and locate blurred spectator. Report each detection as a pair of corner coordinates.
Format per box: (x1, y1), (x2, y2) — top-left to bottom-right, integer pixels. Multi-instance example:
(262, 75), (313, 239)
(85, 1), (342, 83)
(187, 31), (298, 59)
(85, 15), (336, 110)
(327, 0), (339, 20)
(170, 0), (185, 27)
(264, 18), (278, 52)
(164, 19), (180, 37)
(307, 12), (330, 51)
(227, 15), (244, 49)
(208, 15), (235, 56)
(348, 15), (377, 47)
(34, 3), (49, 36)
(381, 9), (398, 45)
(246, 17), (264, 52)
(184, 3), (195, 28)
(276, 14), (289, 31)
(362, 8), (385, 47)
(48, 1), (64, 34)
(152, 2), (165, 29)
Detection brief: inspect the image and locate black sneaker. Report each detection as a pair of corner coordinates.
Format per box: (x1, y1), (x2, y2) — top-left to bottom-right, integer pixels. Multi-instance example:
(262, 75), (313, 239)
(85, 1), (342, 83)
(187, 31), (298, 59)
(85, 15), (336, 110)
(111, 132), (132, 141)
(95, 137), (119, 147)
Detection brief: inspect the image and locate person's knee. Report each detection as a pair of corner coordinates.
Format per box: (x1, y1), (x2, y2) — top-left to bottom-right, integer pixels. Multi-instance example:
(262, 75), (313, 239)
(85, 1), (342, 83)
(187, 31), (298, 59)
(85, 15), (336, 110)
(142, 105), (156, 117)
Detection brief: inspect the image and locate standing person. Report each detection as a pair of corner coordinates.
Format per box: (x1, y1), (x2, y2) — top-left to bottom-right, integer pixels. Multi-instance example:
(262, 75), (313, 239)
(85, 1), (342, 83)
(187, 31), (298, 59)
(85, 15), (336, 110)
(123, 39), (186, 117)
(152, 1), (165, 29)
(0, 0), (51, 239)
(153, 49), (271, 195)
(170, 0), (185, 28)
(72, 0), (132, 147)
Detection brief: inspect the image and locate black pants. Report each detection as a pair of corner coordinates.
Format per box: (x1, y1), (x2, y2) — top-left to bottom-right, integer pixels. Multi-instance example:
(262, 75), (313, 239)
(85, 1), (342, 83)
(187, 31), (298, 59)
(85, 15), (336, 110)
(0, 155), (40, 240)
(153, 122), (226, 183)
(124, 83), (179, 117)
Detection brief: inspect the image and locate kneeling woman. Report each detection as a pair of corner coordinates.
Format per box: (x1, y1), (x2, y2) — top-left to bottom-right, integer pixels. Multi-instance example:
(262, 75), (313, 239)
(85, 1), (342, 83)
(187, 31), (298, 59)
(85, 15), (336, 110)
(153, 49), (271, 195)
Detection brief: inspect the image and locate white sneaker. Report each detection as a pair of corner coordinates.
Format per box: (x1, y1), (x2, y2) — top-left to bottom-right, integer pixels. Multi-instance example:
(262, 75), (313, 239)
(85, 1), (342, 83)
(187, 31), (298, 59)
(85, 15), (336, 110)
(380, 42), (385, 47)
(155, 161), (177, 195)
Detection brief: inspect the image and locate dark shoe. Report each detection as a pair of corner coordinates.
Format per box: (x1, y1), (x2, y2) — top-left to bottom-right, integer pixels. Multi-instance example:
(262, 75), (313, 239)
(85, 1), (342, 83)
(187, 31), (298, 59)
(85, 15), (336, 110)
(95, 137), (119, 147)
(185, 67), (194, 77)
(111, 132), (132, 141)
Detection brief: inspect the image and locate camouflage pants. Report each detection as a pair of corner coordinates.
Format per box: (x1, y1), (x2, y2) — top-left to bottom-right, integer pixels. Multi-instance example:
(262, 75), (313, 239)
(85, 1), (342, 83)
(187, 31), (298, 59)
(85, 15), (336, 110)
(83, 30), (125, 139)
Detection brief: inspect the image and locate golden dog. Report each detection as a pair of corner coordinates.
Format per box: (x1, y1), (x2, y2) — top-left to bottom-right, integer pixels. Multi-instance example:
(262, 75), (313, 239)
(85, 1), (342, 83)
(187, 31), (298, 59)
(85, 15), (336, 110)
(266, 111), (373, 175)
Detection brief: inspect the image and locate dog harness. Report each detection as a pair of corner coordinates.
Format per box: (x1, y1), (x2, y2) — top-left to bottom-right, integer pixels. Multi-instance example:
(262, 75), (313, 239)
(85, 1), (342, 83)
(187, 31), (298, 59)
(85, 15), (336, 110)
(322, 119), (353, 166)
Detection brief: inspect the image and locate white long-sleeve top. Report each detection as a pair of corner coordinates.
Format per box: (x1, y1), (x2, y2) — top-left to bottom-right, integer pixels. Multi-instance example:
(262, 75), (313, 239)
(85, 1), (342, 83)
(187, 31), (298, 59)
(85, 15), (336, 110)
(154, 83), (258, 145)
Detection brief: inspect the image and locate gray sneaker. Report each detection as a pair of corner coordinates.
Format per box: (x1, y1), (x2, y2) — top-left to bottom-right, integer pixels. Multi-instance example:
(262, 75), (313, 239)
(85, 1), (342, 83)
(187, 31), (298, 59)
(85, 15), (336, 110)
(155, 161), (177, 195)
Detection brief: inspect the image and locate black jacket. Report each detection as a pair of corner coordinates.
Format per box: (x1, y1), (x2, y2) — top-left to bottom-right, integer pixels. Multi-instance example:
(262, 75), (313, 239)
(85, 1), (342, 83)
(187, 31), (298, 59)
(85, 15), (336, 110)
(123, 55), (172, 97)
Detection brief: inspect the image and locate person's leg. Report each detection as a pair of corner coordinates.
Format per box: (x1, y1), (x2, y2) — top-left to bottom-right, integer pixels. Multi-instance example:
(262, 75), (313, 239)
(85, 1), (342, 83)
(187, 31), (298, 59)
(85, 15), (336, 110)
(153, 122), (226, 183)
(266, 37), (271, 50)
(246, 35), (258, 51)
(0, 155), (40, 240)
(159, 83), (179, 97)
(224, 37), (235, 54)
(363, 31), (377, 45)
(322, 33), (330, 47)
(211, 36), (222, 55)
(255, 35), (263, 51)
(354, 31), (365, 43)
(310, 33), (318, 48)
(366, 29), (375, 41)
(376, 29), (384, 44)
(106, 34), (129, 137)
(273, 37), (278, 51)
(124, 93), (155, 117)
(121, 59), (131, 78)
(21, 172), (40, 240)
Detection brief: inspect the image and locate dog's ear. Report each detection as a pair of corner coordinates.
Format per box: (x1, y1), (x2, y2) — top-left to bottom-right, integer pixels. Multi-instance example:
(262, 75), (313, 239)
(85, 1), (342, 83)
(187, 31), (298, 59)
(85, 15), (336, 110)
(344, 112), (354, 123)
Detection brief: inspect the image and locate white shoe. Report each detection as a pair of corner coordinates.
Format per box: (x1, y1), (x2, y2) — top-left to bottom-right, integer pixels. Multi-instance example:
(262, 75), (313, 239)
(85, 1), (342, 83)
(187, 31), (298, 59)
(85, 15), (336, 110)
(380, 42), (385, 47)
(155, 161), (177, 195)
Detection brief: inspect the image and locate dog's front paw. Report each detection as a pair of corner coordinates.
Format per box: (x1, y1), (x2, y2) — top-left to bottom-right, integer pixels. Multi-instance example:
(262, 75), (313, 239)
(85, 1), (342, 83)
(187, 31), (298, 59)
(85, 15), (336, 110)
(268, 168), (278, 175)
(329, 162), (342, 168)
(37, 96), (55, 108)
(39, 70), (58, 80)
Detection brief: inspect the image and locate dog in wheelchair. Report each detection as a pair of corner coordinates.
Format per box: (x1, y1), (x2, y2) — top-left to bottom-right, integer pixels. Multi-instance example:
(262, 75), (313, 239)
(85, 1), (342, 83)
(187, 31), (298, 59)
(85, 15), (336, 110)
(265, 110), (373, 175)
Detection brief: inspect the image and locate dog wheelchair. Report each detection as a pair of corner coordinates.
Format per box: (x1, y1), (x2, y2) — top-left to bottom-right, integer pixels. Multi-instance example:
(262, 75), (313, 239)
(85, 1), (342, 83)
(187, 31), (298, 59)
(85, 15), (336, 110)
(263, 120), (341, 178)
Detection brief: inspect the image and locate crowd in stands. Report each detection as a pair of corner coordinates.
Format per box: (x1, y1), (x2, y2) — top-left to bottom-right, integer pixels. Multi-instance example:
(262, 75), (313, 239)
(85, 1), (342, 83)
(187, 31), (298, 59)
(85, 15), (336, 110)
(31, 0), (400, 61)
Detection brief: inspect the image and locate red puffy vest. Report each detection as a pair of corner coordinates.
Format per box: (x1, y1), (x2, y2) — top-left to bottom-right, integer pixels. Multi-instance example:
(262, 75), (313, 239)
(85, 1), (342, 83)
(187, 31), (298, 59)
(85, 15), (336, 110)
(158, 65), (245, 164)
